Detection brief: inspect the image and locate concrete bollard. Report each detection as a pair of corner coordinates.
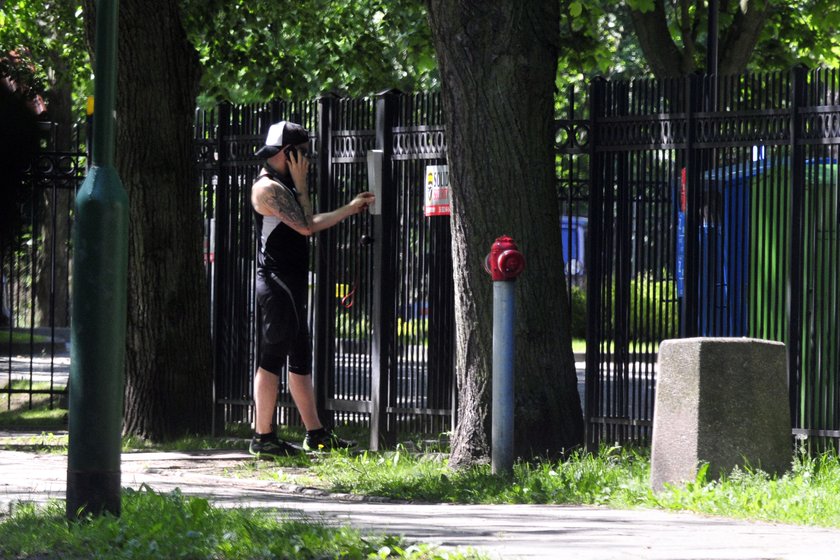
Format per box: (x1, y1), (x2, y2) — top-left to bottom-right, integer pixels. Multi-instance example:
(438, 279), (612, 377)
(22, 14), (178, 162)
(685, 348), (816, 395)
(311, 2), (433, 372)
(651, 337), (791, 492)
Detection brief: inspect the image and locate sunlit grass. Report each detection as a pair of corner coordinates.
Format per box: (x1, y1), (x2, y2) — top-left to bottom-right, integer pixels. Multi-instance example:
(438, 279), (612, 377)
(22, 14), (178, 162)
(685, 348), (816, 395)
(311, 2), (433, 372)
(283, 444), (840, 528)
(0, 380), (67, 432)
(652, 446), (840, 526)
(300, 444), (650, 506)
(0, 486), (485, 560)
(5, 413), (840, 529)
(571, 338), (661, 355)
(0, 330), (51, 345)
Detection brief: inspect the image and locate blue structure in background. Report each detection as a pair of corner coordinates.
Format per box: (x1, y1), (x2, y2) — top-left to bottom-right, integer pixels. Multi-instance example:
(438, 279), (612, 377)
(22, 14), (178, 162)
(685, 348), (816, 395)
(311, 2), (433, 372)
(676, 161), (761, 337)
(561, 216), (588, 280)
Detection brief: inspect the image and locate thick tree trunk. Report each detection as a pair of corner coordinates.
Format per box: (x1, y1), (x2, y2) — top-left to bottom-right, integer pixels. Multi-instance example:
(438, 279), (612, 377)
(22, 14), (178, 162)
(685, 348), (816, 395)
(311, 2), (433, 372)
(426, 1), (584, 468)
(84, 0), (212, 439)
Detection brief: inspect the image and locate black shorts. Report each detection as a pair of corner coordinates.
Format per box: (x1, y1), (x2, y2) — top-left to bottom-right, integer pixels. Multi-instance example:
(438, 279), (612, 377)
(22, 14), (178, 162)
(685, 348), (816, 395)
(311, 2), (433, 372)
(255, 271), (311, 376)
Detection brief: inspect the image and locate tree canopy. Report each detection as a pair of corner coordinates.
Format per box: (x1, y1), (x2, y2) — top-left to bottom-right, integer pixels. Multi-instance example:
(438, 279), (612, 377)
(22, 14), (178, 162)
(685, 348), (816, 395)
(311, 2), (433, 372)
(182, 0), (438, 105)
(616, 0), (840, 77)
(0, 0), (90, 114)
(4, 1), (840, 116)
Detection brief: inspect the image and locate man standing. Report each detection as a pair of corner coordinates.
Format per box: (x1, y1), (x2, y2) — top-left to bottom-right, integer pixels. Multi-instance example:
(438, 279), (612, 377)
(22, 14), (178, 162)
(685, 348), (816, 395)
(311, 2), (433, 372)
(249, 121), (374, 457)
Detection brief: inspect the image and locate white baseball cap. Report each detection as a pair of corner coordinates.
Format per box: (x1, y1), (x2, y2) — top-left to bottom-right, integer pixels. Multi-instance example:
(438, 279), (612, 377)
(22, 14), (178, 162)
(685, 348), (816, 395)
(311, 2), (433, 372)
(255, 121), (309, 158)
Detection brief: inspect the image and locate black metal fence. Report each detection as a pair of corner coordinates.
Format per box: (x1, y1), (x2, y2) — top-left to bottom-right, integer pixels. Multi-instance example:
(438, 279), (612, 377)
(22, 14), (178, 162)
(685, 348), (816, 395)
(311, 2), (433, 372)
(585, 67), (840, 451)
(7, 68), (840, 453)
(1, 122), (85, 414)
(198, 92), (458, 445)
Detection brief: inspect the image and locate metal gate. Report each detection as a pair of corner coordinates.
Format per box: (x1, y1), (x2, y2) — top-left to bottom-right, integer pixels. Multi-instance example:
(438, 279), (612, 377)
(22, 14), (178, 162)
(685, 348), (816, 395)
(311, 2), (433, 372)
(201, 92), (455, 445)
(1, 121), (84, 415)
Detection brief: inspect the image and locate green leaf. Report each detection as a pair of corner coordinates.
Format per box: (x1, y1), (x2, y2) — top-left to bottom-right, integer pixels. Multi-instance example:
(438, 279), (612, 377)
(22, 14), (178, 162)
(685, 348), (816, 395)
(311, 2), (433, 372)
(570, 1), (583, 17)
(627, 0), (656, 12)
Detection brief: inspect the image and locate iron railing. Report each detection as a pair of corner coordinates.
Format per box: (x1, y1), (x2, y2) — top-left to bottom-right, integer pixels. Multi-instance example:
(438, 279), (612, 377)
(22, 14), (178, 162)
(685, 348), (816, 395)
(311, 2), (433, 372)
(585, 67), (840, 451)
(1, 122), (85, 415)
(200, 92), (458, 445)
(7, 70), (840, 453)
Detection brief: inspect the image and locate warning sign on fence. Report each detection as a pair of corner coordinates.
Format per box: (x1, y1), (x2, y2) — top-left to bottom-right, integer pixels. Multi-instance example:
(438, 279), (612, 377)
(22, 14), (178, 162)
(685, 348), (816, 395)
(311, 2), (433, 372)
(424, 165), (450, 217)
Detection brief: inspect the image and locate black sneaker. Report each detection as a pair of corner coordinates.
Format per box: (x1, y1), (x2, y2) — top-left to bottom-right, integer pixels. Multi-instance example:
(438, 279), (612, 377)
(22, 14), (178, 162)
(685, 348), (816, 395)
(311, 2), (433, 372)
(249, 434), (300, 459)
(302, 429), (357, 452)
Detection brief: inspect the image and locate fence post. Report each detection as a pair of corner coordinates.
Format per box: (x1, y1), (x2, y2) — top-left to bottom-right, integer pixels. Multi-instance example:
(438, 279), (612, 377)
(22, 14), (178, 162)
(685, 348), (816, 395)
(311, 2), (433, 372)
(788, 65), (807, 430)
(682, 73), (702, 338)
(585, 76), (606, 451)
(314, 94), (339, 428)
(370, 89), (399, 450)
(211, 103), (231, 436)
(613, 81), (632, 440)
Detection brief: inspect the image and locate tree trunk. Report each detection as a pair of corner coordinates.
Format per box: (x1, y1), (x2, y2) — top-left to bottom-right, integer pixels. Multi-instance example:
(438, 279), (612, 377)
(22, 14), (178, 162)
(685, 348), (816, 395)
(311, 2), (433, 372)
(85, 0), (212, 440)
(629, 1), (690, 78)
(718, 3), (771, 76)
(35, 53), (73, 328)
(630, 0), (771, 79)
(425, 0), (584, 468)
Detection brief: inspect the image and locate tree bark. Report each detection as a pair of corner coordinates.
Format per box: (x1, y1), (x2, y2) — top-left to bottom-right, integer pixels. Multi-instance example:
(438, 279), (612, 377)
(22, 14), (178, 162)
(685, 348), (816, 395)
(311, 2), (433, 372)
(629, 1), (691, 78)
(84, 0), (212, 440)
(719, 3), (771, 76)
(425, 0), (584, 468)
(630, 0), (771, 78)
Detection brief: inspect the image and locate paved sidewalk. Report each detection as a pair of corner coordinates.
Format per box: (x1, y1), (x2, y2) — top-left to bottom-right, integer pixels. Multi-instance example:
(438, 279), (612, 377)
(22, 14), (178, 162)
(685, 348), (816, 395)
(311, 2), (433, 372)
(2, 447), (839, 560)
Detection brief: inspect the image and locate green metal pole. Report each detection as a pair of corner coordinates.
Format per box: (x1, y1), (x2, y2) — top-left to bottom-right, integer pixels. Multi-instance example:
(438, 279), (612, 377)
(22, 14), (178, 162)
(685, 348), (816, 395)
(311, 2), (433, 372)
(67, 0), (128, 520)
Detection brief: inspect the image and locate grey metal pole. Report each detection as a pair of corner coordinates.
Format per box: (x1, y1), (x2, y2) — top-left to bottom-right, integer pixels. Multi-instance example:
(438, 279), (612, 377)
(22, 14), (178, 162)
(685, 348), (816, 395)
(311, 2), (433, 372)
(485, 235), (525, 475)
(492, 280), (515, 475)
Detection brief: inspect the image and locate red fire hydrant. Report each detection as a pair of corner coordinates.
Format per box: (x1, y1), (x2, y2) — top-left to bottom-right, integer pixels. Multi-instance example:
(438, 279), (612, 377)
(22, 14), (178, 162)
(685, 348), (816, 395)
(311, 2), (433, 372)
(485, 235), (525, 474)
(485, 235), (526, 282)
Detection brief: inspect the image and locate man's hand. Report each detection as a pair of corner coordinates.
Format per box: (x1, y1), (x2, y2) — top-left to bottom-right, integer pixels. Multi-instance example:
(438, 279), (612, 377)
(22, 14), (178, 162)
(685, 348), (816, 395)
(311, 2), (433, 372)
(288, 150), (309, 192)
(349, 192), (375, 214)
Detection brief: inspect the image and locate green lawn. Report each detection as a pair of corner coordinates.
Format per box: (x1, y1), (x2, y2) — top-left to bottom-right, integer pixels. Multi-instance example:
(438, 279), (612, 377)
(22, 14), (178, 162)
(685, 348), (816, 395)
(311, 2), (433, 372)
(3, 426), (840, 560)
(0, 487), (483, 560)
(1, 330), (51, 345)
(0, 381), (67, 432)
(571, 338), (661, 355)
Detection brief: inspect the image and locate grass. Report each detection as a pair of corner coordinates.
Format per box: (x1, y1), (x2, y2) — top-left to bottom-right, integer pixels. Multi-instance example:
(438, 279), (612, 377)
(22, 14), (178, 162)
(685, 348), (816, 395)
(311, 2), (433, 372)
(0, 330), (51, 345)
(3, 431), (840, 558)
(6, 416), (839, 530)
(238, 443), (840, 528)
(571, 338), (661, 355)
(0, 380), (67, 432)
(4, 399), (840, 534)
(0, 486), (484, 560)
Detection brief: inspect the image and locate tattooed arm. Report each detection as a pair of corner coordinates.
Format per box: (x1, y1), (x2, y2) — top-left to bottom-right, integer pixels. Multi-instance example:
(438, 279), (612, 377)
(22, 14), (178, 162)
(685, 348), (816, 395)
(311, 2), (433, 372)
(252, 175), (376, 236)
(251, 177), (315, 235)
